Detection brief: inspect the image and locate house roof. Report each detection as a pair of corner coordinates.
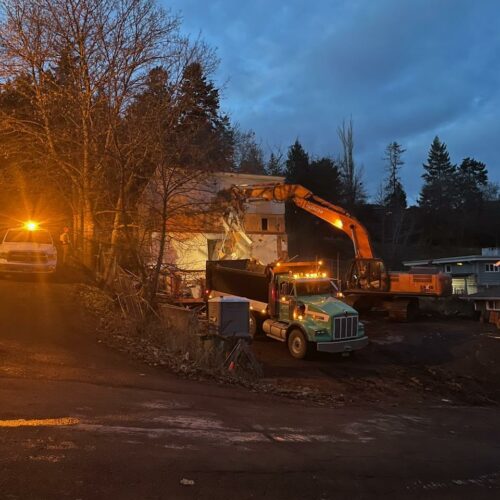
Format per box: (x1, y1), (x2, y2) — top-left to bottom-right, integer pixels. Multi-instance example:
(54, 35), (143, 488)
(215, 172), (285, 183)
(404, 254), (500, 266)
(463, 287), (500, 300)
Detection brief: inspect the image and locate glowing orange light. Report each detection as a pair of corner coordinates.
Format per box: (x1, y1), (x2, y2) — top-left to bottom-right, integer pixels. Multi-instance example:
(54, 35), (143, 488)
(333, 219), (343, 229)
(24, 221), (38, 231)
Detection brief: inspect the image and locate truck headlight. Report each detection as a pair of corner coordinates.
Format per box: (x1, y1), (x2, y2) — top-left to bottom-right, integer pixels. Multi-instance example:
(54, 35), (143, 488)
(314, 329), (328, 335)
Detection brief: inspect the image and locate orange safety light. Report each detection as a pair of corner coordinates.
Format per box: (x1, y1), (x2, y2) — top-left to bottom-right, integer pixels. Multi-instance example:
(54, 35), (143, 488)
(24, 221), (39, 231)
(333, 219), (343, 229)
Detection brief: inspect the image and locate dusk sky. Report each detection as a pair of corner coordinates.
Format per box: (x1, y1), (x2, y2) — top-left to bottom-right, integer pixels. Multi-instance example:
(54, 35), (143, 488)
(165, 0), (500, 203)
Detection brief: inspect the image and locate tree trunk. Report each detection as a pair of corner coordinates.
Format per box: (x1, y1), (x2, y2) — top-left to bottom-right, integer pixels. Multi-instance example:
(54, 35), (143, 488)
(82, 195), (96, 269)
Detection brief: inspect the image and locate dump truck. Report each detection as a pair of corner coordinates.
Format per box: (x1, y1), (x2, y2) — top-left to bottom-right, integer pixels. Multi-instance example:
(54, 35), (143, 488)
(206, 259), (368, 359)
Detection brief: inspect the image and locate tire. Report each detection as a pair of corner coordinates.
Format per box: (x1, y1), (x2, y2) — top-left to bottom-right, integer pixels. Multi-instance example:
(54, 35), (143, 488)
(287, 329), (310, 359)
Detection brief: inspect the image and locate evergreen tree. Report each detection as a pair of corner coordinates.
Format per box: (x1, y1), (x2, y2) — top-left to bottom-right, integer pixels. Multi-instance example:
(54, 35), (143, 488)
(419, 136), (456, 212)
(285, 139), (309, 183)
(178, 62), (220, 125)
(307, 157), (342, 203)
(176, 62), (234, 170)
(456, 157), (488, 211)
(382, 142), (407, 209)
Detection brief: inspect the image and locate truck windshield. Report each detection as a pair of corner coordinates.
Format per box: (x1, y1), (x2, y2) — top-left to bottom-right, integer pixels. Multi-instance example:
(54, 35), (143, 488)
(295, 280), (337, 296)
(4, 229), (52, 245)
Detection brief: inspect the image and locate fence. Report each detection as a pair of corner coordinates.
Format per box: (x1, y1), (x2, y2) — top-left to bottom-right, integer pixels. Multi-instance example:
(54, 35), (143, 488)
(96, 246), (146, 321)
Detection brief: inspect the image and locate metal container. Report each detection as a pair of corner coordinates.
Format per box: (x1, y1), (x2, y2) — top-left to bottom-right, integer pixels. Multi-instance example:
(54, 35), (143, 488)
(207, 296), (250, 338)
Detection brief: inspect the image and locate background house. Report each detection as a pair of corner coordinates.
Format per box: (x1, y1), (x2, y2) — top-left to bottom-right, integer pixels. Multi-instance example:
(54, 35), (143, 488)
(403, 248), (500, 295)
(463, 286), (500, 327)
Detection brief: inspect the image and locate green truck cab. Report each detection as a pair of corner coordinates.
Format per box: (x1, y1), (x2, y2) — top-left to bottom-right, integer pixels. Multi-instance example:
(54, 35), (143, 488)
(206, 260), (368, 359)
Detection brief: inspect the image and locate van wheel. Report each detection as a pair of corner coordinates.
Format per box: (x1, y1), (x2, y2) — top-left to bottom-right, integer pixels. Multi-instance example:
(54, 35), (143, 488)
(287, 329), (310, 359)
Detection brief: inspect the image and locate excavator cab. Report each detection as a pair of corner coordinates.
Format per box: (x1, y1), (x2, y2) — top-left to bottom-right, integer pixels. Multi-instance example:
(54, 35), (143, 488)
(346, 258), (390, 292)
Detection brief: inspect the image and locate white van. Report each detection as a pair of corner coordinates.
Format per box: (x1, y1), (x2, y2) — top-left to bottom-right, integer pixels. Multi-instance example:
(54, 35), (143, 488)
(0, 226), (57, 273)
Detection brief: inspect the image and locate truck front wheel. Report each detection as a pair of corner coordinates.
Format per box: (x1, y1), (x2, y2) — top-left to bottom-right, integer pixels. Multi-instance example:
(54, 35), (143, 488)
(287, 329), (310, 359)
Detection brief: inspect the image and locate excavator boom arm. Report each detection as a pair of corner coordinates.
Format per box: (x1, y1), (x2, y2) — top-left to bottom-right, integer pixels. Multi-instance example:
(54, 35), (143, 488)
(230, 183), (375, 259)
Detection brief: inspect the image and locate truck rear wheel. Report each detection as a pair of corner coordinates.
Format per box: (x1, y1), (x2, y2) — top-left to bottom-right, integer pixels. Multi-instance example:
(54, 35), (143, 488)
(287, 329), (310, 359)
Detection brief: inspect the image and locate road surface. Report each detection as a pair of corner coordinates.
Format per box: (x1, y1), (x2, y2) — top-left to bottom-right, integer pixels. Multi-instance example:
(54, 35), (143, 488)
(0, 275), (499, 499)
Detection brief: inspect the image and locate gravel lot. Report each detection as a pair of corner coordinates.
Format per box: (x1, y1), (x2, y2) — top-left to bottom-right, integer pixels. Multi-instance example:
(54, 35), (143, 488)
(252, 317), (500, 407)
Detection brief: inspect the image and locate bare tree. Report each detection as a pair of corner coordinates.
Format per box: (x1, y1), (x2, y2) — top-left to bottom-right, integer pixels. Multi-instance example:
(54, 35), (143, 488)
(0, 0), (207, 267)
(232, 127), (265, 174)
(337, 118), (366, 208)
(129, 60), (232, 308)
(382, 142), (407, 209)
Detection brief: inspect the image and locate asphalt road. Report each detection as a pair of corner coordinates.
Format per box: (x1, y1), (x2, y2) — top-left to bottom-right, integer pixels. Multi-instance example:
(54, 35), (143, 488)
(0, 276), (499, 499)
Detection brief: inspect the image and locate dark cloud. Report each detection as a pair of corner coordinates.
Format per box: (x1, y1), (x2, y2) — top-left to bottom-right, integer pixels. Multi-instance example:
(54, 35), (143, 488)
(164, 0), (500, 202)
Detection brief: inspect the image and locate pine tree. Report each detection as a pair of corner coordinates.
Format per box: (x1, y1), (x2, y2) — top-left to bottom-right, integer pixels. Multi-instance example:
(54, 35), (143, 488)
(285, 139), (309, 183)
(419, 136), (456, 212)
(307, 157), (341, 203)
(456, 157), (488, 210)
(178, 62), (220, 126)
(176, 62), (233, 170)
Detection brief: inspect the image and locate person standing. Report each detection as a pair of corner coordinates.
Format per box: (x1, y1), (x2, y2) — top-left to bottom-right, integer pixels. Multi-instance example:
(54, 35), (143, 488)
(59, 226), (71, 265)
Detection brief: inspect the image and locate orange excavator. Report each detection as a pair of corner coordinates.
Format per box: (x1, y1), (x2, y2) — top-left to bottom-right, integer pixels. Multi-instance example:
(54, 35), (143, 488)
(229, 183), (451, 320)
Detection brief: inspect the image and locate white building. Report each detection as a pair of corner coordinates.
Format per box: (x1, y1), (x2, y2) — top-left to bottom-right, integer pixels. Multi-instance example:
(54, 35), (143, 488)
(143, 171), (287, 272)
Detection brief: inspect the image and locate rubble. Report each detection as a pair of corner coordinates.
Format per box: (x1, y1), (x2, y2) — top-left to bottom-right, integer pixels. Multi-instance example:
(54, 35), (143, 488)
(76, 283), (500, 409)
(76, 283), (349, 407)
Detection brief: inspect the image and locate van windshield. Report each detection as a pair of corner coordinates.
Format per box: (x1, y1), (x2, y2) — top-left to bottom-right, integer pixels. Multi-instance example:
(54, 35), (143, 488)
(4, 229), (52, 245)
(295, 280), (337, 296)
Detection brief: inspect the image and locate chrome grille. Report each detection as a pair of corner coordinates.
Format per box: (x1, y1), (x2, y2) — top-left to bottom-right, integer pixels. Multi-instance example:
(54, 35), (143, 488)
(7, 251), (47, 263)
(333, 315), (358, 340)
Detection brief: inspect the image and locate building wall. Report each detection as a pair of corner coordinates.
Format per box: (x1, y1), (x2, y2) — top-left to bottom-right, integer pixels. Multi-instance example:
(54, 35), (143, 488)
(213, 172), (286, 238)
(476, 262), (500, 286)
(141, 173), (288, 271)
(442, 263), (474, 274)
(426, 261), (499, 294)
(150, 232), (287, 272)
(145, 172), (288, 271)
(150, 232), (222, 271)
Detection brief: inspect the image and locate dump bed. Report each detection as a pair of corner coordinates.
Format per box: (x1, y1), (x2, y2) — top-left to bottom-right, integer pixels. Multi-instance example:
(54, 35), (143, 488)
(206, 260), (269, 303)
